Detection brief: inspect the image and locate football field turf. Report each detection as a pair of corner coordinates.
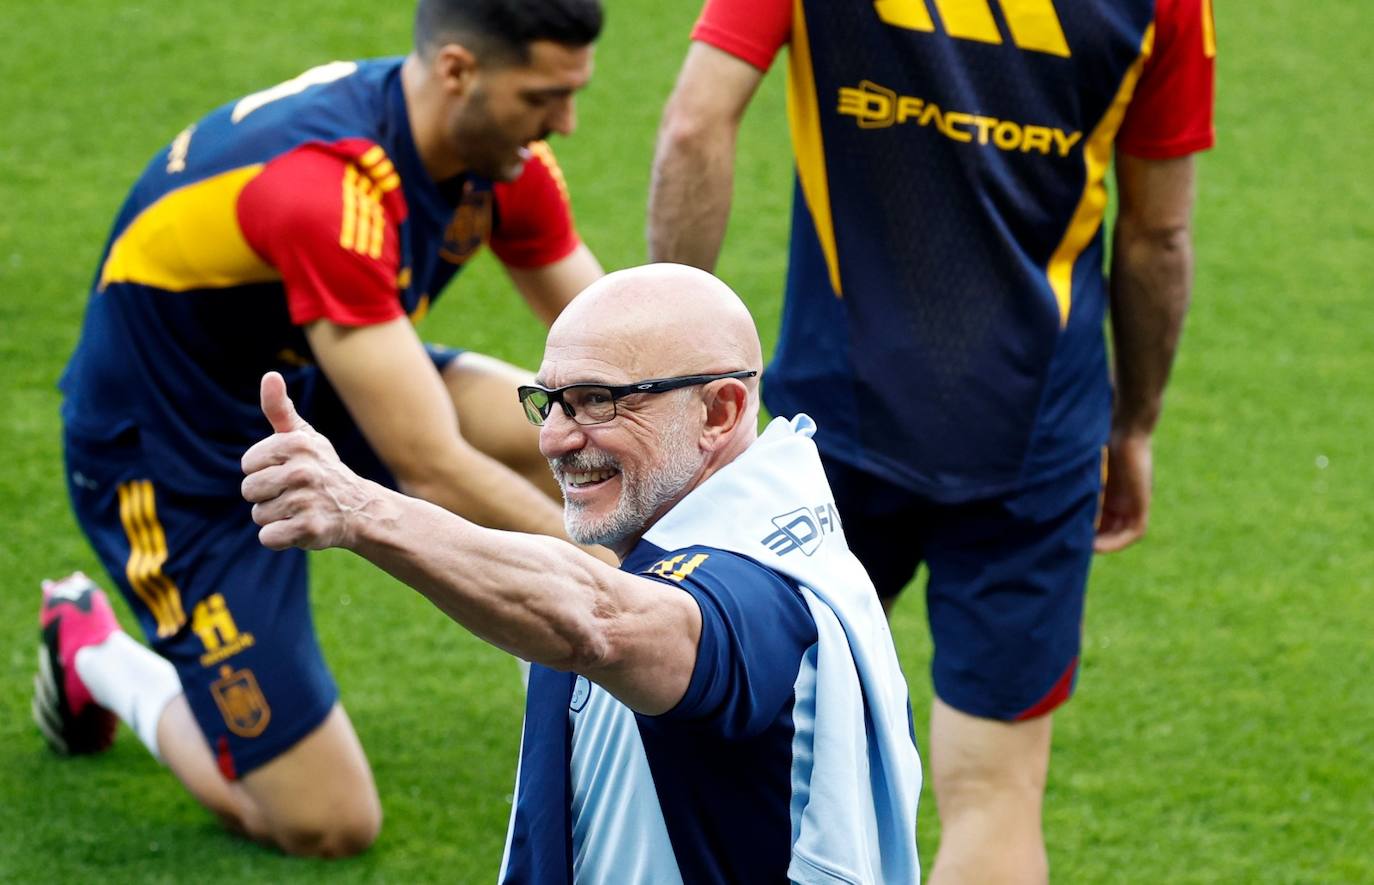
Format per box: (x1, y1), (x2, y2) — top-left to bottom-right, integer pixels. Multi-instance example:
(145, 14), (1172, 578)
(1, 1), (1370, 880)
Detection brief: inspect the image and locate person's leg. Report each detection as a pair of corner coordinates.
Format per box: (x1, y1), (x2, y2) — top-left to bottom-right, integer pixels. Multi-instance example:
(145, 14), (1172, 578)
(151, 508), (380, 857)
(436, 348), (561, 499)
(156, 697), (379, 856)
(922, 455), (1102, 884)
(53, 433), (379, 856)
(928, 700), (1052, 884)
(39, 572), (380, 857)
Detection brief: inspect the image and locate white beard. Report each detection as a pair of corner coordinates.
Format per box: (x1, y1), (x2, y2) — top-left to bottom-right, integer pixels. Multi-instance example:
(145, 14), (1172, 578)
(556, 407), (704, 549)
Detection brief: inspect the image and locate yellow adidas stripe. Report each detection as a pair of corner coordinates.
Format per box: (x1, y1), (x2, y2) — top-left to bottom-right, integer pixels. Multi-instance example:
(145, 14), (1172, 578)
(340, 164), (359, 252)
(340, 164), (387, 257)
(117, 480), (186, 637)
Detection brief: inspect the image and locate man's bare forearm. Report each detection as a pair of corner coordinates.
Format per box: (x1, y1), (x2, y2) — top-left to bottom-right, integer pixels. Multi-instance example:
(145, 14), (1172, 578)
(1108, 221), (1193, 436)
(342, 480), (696, 713)
(648, 42), (764, 269)
(648, 116), (737, 270)
(349, 478), (614, 669)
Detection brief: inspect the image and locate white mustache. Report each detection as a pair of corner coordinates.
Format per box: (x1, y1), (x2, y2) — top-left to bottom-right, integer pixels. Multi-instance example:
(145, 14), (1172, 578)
(550, 450), (621, 478)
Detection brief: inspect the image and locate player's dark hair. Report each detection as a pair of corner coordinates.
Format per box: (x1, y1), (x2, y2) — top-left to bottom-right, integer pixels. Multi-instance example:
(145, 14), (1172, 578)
(414, 0), (603, 65)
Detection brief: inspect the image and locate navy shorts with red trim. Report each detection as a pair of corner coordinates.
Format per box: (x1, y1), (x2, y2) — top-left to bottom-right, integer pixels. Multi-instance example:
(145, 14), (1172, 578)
(822, 452), (1102, 722)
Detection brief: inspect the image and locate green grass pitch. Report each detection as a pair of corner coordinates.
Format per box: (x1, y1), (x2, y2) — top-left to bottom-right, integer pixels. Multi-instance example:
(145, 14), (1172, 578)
(1, 0), (1371, 880)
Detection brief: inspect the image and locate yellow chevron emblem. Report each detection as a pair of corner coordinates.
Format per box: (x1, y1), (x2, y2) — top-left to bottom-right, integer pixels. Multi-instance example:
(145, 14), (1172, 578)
(874, 0), (1071, 57)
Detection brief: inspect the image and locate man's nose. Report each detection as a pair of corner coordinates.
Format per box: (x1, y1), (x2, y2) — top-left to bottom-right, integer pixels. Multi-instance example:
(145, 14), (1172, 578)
(547, 96), (576, 136)
(538, 404), (586, 459)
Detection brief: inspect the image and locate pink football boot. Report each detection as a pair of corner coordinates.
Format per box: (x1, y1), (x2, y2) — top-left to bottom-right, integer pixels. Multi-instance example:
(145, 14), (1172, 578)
(34, 572), (120, 754)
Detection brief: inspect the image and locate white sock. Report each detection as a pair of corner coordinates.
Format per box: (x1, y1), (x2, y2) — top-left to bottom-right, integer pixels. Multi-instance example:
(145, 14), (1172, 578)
(75, 631), (182, 763)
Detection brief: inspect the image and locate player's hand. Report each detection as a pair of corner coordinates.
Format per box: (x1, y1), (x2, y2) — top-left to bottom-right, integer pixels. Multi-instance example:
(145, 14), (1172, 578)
(1094, 429), (1153, 553)
(240, 372), (374, 551)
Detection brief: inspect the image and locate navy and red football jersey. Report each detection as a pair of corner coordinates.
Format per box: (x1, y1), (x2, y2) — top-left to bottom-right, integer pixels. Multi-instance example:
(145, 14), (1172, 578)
(694, 0), (1215, 500)
(62, 58), (580, 494)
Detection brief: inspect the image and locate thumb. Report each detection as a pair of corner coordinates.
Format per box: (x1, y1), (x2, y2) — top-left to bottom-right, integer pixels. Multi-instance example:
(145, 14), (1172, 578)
(261, 371), (309, 434)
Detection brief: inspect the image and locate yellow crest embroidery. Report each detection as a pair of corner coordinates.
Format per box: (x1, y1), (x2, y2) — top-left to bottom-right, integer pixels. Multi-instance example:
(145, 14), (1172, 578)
(211, 665), (271, 738)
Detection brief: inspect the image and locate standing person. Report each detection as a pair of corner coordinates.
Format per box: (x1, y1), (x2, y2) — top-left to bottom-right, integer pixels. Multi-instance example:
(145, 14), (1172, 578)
(241, 263), (922, 882)
(648, 0), (1215, 880)
(34, 0), (606, 857)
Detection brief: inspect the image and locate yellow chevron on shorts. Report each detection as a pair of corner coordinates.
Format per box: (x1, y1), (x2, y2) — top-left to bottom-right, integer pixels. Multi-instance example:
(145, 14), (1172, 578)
(340, 164), (387, 259)
(116, 480), (187, 638)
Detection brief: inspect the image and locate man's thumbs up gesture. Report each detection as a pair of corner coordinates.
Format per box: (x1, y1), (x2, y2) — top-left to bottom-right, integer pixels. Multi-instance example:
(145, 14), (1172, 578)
(241, 372), (374, 552)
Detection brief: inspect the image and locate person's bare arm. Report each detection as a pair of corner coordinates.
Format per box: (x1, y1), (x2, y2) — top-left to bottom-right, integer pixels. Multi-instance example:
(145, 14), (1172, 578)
(242, 373), (701, 714)
(304, 316), (570, 539)
(647, 42), (766, 270)
(504, 242), (603, 326)
(1096, 152), (1197, 553)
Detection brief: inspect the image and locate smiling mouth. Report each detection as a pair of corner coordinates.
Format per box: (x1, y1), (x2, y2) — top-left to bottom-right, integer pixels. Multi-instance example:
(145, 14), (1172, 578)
(565, 467), (618, 488)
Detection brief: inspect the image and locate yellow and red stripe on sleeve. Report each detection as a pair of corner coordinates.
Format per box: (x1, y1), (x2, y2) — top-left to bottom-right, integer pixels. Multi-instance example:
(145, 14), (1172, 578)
(237, 139), (410, 327)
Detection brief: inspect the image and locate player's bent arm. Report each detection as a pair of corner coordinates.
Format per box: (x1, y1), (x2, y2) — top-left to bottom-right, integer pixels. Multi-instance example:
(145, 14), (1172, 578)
(1108, 151), (1197, 437)
(240, 377), (701, 714)
(1095, 152), (1196, 553)
(348, 494), (702, 715)
(505, 243), (603, 326)
(304, 316), (570, 539)
(648, 41), (766, 270)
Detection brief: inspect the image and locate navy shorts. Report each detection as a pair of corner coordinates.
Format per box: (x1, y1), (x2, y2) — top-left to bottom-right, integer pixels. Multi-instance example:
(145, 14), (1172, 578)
(823, 452), (1103, 722)
(61, 344), (465, 777)
(65, 426), (334, 778)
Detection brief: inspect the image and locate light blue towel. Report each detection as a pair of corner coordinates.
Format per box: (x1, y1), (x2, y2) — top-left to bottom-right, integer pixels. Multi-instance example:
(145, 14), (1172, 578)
(644, 415), (922, 884)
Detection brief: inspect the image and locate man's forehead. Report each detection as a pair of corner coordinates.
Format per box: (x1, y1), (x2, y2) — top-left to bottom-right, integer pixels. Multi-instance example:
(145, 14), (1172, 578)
(536, 341), (637, 387)
(510, 40), (594, 86)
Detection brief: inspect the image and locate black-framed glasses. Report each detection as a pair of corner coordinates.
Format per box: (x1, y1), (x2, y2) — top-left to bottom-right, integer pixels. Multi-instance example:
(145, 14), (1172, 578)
(518, 370), (758, 426)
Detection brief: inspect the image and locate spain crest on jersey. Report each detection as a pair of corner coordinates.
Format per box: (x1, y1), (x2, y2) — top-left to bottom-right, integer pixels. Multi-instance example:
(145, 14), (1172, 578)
(211, 664), (271, 737)
(440, 186), (493, 264)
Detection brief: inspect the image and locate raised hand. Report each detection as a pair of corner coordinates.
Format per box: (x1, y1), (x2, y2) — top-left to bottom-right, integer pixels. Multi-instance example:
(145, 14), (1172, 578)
(240, 372), (375, 551)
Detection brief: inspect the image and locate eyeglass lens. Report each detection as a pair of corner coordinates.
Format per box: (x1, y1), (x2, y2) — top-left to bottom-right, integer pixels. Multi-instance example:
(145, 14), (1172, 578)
(522, 386), (619, 426)
(562, 387), (616, 423)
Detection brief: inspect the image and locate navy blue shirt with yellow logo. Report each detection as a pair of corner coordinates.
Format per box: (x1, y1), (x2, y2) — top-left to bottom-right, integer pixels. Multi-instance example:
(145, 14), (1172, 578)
(694, 0), (1215, 501)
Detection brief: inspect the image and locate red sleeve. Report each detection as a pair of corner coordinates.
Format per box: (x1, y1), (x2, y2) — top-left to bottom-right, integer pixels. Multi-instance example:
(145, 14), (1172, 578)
(690, 0), (792, 72)
(1117, 0), (1216, 159)
(237, 140), (408, 327)
(488, 141), (581, 269)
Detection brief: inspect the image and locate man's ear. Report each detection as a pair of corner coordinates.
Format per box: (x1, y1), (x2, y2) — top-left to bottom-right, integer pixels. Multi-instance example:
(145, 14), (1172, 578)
(700, 380), (749, 451)
(433, 43), (478, 95)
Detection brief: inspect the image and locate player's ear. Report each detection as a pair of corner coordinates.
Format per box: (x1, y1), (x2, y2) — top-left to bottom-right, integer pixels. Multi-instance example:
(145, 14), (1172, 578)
(434, 43), (478, 95)
(699, 380), (748, 451)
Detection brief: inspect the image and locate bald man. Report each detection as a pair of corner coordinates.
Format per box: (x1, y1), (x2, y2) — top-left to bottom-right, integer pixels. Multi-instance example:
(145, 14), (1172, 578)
(240, 263), (922, 882)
